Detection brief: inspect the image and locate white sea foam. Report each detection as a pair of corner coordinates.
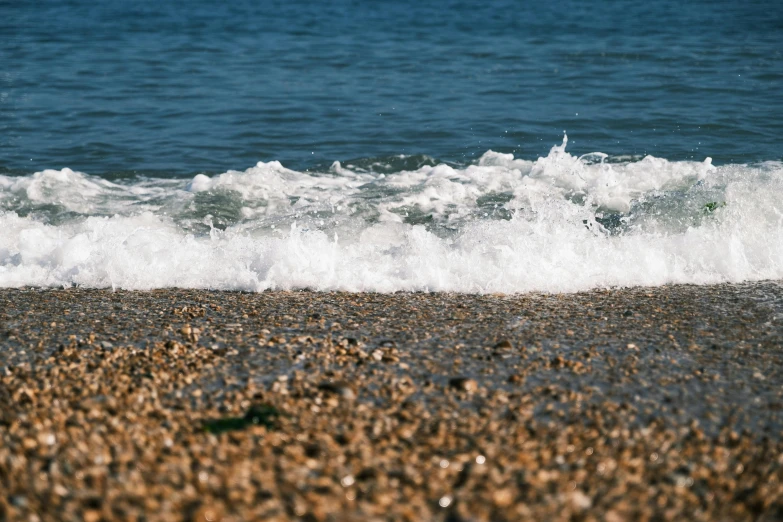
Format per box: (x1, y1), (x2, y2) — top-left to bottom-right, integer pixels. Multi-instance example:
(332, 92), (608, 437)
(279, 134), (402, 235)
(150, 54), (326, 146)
(1, 137), (781, 292)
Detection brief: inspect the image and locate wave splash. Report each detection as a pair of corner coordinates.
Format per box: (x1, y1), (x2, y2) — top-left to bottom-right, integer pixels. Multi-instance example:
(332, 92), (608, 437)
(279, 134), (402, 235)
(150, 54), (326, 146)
(1, 137), (782, 292)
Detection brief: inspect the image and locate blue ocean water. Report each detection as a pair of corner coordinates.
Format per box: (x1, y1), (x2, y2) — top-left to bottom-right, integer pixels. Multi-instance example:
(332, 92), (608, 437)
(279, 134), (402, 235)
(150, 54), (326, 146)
(1, 0), (782, 292)
(2, 0), (782, 176)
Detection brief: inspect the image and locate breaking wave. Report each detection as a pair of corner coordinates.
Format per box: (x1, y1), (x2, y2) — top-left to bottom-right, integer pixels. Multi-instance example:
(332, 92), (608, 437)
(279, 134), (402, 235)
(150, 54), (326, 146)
(1, 137), (782, 292)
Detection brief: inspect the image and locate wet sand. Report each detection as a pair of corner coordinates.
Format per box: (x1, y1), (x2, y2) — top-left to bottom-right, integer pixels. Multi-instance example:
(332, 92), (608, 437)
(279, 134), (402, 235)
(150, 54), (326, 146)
(1, 282), (783, 521)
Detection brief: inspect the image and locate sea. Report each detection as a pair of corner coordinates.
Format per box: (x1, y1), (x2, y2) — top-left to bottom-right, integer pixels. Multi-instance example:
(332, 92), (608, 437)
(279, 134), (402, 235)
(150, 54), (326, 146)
(1, 0), (782, 292)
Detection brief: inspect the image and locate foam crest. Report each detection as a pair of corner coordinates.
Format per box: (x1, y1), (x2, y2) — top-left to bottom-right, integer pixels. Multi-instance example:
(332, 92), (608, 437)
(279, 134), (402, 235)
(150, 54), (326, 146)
(1, 138), (781, 292)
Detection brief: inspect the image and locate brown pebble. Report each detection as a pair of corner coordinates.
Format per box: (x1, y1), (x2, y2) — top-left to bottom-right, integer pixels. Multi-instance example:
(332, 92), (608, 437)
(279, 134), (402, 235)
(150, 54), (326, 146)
(318, 381), (356, 400)
(493, 339), (513, 350)
(83, 510), (101, 522)
(493, 487), (515, 507)
(449, 377), (478, 392)
(508, 374), (524, 384)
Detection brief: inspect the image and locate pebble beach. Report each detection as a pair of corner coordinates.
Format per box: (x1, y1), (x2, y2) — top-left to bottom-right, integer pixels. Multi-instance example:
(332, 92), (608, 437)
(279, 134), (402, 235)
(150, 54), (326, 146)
(1, 282), (782, 521)
(5, 0), (783, 519)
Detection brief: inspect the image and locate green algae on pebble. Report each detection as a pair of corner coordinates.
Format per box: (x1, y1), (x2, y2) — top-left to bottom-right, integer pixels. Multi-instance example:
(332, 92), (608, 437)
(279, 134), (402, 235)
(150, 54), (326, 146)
(202, 404), (280, 434)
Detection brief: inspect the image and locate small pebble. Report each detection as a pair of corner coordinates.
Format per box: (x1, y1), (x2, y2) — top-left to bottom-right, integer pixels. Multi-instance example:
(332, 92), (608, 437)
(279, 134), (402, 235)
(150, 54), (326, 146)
(449, 377), (478, 392)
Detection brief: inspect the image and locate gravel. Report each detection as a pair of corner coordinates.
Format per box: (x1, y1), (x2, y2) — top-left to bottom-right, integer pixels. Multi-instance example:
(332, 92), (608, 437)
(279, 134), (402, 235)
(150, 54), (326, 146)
(1, 281), (782, 520)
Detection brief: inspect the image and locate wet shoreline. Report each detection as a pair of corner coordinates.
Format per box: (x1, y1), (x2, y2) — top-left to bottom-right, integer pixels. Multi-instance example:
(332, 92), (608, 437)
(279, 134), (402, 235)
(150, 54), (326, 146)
(2, 283), (783, 520)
